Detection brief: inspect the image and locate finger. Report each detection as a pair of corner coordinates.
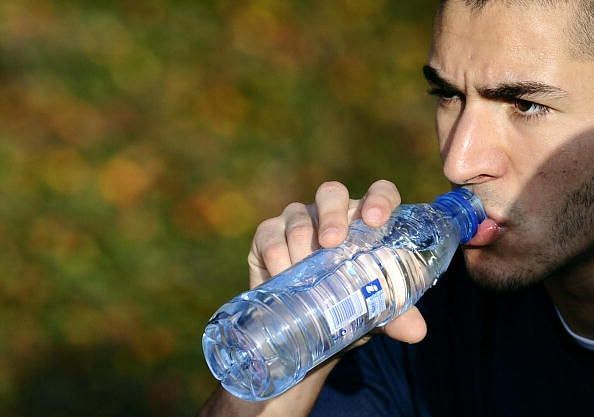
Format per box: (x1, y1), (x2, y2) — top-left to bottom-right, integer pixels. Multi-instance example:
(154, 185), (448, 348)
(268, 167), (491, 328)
(315, 181), (350, 248)
(250, 217), (292, 282)
(380, 306), (427, 344)
(347, 198), (363, 223)
(361, 179), (401, 227)
(283, 202), (319, 263)
(248, 260), (271, 289)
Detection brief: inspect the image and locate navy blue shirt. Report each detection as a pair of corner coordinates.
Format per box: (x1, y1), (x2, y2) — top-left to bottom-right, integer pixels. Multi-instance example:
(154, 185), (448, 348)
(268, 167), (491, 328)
(310, 253), (594, 417)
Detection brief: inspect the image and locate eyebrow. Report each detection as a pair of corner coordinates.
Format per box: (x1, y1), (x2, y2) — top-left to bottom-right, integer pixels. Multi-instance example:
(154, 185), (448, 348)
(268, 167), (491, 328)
(422, 65), (569, 101)
(423, 65), (460, 93)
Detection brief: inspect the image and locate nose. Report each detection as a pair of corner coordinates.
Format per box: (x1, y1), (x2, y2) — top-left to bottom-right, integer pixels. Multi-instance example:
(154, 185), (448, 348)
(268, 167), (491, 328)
(440, 103), (508, 186)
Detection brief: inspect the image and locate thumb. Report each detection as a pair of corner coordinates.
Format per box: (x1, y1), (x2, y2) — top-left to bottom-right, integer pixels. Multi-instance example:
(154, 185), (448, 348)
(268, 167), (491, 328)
(380, 306), (427, 344)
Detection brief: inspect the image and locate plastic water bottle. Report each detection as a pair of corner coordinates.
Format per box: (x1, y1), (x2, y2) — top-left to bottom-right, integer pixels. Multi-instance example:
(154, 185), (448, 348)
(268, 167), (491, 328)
(202, 188), (485, 401)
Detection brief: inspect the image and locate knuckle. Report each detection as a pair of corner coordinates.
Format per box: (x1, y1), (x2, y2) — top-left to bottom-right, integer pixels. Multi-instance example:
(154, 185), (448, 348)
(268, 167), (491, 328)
(261, 240), (287, 264)
(247, 249), (262, 269)
(255, 217), (282, 236)
(286, 224), (313, 245)
(318, 180), (347, 195)
(371, 179), (401, 204)
(375, 179), (398, 192)
(320, 208), (347, 224)
(369, 192), (392, 208)
(253, 218), (283, 250)
(283, 201), (307, 215)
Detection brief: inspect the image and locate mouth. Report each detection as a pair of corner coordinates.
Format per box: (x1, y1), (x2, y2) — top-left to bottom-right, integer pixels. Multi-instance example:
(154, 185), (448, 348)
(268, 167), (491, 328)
(463, 217), (506, 247)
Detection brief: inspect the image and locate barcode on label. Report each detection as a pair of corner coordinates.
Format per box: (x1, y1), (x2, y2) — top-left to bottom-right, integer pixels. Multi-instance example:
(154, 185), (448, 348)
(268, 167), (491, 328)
(324, 291), (367, 334)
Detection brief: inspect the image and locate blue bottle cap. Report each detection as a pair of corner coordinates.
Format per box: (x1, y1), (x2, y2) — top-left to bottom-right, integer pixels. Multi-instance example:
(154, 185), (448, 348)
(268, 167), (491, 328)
(433, 188), (486, 244)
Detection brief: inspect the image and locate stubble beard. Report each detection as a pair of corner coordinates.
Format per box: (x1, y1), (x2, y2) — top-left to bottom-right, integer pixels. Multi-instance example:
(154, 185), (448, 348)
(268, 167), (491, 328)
(463, 174), (594, 292)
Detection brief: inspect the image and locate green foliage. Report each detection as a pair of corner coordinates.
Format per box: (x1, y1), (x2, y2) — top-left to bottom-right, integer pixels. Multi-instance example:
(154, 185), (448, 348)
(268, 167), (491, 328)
(0, 0), (443, 415)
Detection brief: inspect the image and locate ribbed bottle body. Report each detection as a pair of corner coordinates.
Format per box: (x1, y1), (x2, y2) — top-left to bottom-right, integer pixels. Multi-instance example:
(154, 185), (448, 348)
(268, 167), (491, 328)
(203, 190), (484, 401)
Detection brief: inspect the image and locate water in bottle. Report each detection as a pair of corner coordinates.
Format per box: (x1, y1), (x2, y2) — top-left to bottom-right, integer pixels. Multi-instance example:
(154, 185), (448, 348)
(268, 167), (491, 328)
(202, 188), (485, 401)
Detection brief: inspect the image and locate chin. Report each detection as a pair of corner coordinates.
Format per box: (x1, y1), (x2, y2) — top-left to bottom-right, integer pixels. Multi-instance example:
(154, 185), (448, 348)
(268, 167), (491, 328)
(461, 247), (547, 292)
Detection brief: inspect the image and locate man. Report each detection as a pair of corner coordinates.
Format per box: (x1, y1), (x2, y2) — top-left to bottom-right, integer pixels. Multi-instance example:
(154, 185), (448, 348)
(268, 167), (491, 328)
(199, 0), (594, 415)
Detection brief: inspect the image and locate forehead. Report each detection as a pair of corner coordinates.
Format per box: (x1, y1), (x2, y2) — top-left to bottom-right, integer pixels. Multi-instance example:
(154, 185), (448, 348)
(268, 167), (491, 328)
(430, 1), (573, 84)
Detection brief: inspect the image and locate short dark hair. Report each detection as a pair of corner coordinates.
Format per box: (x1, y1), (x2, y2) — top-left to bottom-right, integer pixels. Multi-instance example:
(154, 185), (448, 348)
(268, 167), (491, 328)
(439, 0), (594, 60)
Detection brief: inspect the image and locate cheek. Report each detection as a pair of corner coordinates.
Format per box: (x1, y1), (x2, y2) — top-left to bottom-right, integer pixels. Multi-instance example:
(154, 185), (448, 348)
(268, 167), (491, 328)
(514, 144), (594, 234)
(514, 126), (594, 199)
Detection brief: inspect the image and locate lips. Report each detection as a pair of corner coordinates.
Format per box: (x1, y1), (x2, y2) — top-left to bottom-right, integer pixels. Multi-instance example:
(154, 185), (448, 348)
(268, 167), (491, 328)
(464, 218), (504, 247)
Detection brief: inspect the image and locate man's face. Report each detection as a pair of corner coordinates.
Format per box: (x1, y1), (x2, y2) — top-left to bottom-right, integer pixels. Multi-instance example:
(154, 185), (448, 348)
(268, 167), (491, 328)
(427, 1), (594, 289)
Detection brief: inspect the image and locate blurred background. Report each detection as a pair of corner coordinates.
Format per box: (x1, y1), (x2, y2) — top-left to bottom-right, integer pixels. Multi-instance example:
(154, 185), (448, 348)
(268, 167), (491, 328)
(0, 0), (444, 415)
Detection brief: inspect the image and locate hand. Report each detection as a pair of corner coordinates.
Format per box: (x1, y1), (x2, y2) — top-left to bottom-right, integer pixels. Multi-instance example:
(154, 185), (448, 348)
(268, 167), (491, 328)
(248, 179), (427, 346)
(199, 180), (427, 417)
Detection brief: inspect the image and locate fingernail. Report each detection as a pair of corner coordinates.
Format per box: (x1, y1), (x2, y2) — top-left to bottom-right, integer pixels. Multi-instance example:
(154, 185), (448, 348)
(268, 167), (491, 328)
(321, 227), (341, 242)
(365, 207), (382, 224)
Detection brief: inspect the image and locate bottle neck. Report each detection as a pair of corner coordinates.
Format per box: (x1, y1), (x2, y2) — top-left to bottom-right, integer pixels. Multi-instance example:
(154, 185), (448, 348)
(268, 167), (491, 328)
(432, 189), (486, 244)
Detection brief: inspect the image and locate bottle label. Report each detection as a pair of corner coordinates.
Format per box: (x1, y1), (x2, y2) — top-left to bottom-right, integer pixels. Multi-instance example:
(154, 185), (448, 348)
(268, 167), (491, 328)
(361, 278), (386, 320)
(323, 279), (386, 334)
(324, 291), (367, 334)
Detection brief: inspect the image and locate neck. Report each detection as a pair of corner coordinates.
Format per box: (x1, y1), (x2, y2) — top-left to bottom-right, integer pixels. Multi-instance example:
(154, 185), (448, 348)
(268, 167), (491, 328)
(544, 250), (594, 340)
